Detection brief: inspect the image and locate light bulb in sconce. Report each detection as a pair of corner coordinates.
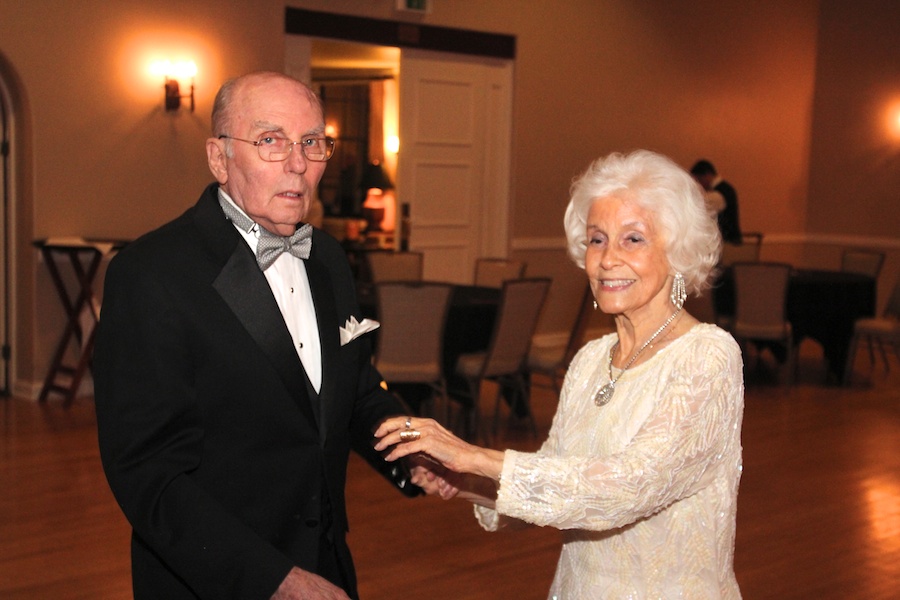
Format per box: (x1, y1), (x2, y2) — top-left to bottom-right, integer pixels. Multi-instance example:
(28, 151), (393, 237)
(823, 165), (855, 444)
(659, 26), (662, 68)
(891, 103), (900, 141)
(386, 135), (400, 154)
(150, 60), (197, 112)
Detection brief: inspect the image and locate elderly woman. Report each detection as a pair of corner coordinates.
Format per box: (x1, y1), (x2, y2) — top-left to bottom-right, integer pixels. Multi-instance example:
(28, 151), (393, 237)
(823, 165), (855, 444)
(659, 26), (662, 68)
(375, 150), (744, 599)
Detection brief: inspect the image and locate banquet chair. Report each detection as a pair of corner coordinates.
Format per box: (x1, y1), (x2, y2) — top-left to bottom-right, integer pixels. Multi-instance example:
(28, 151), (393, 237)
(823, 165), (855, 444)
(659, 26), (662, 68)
(843, 277), (900, 384)
(451, 277), (551, 443)
(527, 283), (594, 393)
(366, 251), (424, 283)
(474, 258), (526, 288)
(840, 248), (885, 279)
(374, 282), (454, 416)
(729, 262), (794, 384)
(721, 232), (763, 266)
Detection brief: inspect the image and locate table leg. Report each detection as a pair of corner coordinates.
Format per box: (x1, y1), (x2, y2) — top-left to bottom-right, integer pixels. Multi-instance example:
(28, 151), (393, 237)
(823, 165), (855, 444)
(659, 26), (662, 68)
(38, 247), (103, 406)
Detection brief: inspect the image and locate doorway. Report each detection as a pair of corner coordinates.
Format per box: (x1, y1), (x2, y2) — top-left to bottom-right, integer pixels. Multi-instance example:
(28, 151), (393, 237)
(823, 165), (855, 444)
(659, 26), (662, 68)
(310, 40), (401, 229)
(286, 9), (515, 283)
(0, 69), (11, 395)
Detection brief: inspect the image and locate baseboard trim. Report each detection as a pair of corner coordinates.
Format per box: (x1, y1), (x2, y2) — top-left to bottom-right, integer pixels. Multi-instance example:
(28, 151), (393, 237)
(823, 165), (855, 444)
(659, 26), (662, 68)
(12, 377), (93, 402)
(512, 233), (900, 252)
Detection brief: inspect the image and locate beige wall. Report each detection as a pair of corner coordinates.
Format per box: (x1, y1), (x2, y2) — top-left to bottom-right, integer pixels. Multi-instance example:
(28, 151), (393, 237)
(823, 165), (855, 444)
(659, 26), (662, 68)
(1, 0), (286, 392)
(807, 0), (900, 238)
(0, 0), (897, 395)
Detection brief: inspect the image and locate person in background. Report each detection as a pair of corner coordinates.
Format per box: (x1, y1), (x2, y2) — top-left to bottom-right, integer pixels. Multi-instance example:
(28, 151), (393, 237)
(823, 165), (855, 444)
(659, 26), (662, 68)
(691, 158), (742, 244)
(94, 71), (431, 600)
(376, 150), (745, 599)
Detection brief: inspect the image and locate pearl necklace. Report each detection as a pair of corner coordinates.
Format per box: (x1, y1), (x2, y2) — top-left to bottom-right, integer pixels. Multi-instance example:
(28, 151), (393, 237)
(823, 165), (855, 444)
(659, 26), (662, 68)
(594, 307), (682, 406)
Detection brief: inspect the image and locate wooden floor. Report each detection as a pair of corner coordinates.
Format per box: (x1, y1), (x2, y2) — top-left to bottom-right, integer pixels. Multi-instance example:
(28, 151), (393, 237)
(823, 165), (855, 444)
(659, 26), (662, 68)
(1, 340), (898, 599)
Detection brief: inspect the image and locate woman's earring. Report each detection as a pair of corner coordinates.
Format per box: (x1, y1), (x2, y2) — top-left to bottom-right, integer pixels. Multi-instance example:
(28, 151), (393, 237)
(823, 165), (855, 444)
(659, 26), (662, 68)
(670, 272), (686, 310)
(592, 300), (598, 310)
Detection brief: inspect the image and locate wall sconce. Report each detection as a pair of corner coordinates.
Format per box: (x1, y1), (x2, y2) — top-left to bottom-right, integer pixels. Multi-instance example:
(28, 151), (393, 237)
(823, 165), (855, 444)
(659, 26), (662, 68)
(887, 100), (900, 143)
(152, 60), (197, 112)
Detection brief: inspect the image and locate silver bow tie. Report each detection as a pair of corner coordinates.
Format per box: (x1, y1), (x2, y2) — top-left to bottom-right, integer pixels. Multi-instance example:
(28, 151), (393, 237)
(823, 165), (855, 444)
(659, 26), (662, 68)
(255, 225), (312, 270)
(218, 192), (312, 270)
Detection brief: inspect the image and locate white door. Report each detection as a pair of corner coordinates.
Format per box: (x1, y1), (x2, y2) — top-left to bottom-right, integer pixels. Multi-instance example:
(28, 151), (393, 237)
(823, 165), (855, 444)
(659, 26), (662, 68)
(398, 49), (513, 284)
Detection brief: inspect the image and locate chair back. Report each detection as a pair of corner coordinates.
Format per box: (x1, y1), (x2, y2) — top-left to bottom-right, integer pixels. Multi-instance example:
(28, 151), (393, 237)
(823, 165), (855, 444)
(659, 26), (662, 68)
(474, 258), (526, 288)
(481, 278), (551, 377)
(721, 232), (763, 266)
(884, 277), (900, 319)
(374, 282), (453, 383)
(562, 284), (596, 366)
(843, 275), (900, 384)
(732, 262), (791, 339)
(841, 249), (885, 279)
(367, 251), (424, 283)
(525, 283), (596, 393)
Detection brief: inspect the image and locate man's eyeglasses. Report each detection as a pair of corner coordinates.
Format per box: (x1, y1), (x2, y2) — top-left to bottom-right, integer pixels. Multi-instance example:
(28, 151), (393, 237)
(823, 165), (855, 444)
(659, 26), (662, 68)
(218, 134), (336, 163)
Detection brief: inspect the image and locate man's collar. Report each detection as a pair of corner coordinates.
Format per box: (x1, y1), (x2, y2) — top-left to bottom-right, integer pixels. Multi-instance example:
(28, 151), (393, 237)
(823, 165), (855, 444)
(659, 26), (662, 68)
(217, 188), (258, 234)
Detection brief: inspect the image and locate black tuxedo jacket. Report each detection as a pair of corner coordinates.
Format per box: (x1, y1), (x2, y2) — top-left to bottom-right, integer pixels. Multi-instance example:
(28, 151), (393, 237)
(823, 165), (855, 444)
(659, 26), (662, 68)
(714, 179), (742, 244)
(95, 183), (412, 600)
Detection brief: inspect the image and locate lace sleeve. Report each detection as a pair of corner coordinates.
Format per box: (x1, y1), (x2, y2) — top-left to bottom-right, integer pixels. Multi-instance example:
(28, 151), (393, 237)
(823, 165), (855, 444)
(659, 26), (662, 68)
(494, 331), (743, 531)
(473, 350), (577, 532)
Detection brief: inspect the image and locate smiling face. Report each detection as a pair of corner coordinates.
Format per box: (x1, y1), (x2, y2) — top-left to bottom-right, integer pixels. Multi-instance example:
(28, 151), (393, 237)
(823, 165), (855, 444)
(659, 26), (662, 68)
(206, 74), (327, 236)
(584, 194), (674, 324)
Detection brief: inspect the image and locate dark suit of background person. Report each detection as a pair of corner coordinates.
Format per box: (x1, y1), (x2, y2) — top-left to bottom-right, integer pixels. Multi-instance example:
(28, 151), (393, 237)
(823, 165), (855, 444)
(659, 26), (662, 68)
(690, 159), (742, 244)
(94, 72), (418, 600)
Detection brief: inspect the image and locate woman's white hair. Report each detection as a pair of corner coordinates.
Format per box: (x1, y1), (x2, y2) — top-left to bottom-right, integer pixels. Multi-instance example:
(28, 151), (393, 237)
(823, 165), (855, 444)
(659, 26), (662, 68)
(563, 150), (722, 296)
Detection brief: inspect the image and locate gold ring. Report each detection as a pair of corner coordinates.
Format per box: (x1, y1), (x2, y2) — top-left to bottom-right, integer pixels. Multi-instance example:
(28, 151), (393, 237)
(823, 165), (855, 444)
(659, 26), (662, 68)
(399, 429), (421, 442)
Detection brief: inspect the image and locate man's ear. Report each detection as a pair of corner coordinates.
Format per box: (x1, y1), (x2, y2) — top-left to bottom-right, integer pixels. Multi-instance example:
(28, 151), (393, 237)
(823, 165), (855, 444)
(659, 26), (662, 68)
(206, 138), (229, 184)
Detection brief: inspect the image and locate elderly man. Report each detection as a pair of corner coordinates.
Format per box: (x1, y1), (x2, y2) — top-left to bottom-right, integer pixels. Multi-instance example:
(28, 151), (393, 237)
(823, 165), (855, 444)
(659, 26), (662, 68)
(95, 72), (425, 600)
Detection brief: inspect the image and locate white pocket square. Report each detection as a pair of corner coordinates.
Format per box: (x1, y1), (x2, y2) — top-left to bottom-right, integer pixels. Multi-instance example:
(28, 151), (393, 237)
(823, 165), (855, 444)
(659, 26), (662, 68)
(340, 316), (380, 346)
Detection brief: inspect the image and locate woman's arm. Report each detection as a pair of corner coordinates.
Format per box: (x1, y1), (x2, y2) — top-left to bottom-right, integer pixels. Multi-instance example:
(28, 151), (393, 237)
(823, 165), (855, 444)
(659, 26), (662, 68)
(378, 332), (743, 533)
(496, 334), (744, 532)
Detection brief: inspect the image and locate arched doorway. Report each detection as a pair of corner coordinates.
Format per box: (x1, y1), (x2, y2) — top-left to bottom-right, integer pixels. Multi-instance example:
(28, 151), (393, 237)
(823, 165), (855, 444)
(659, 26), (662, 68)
(0, 77), (9, 395)
(0, 57), (18, 397)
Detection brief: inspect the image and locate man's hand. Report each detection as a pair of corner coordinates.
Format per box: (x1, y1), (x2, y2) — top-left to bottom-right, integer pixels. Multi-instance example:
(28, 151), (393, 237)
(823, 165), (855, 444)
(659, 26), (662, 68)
(407, 455), (459, 499)
(271, 567), (350, 600)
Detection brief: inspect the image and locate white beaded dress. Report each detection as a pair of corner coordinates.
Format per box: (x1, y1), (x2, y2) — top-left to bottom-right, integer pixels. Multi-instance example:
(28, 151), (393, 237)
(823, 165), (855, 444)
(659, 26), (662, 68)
(475, 323), (744, 599)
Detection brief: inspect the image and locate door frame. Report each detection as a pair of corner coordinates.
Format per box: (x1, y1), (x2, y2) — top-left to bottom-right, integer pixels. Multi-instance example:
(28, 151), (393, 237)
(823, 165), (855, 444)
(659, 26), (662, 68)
(285, 8), (515, 61)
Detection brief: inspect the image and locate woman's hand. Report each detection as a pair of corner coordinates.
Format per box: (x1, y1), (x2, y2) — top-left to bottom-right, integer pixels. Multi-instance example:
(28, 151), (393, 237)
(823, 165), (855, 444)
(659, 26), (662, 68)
(373, 416), (504, 481)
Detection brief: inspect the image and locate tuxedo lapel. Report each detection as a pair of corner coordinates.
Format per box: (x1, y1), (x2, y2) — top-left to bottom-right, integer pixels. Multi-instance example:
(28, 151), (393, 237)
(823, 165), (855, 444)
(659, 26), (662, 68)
(213, 249), (323, 423)
(193, 185), (321, 429)
(304, 252), (340, 445)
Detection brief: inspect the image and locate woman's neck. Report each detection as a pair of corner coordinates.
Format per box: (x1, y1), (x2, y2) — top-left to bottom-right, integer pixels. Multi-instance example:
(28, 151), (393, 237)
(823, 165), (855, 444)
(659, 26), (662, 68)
(612, 307), (697, 368)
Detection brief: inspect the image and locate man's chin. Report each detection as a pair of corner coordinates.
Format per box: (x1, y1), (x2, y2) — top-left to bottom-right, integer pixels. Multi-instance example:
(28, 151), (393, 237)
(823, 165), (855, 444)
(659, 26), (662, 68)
(260, 218), (307, 237)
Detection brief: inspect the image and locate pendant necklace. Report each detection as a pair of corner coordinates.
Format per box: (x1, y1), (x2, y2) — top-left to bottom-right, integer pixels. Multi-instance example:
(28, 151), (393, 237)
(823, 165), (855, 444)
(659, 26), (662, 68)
(594, 307), (683, 406)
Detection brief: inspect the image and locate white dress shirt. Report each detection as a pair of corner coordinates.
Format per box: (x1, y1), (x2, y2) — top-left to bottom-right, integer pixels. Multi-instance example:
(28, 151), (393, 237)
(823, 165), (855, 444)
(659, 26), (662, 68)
(219, 192), (322, 392)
